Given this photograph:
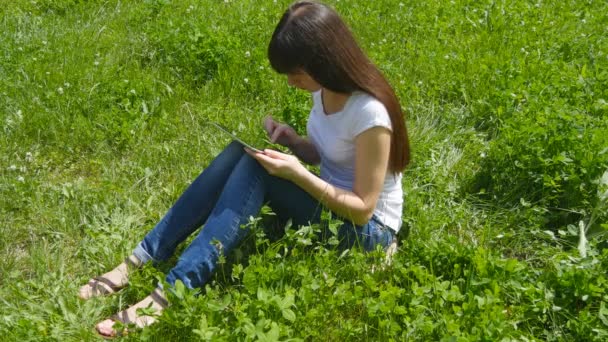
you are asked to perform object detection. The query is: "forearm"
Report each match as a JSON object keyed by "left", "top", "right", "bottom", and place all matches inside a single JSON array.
[
  {"left": 288, "top": 137, "right": 321, "bottom": 165},
  {"left": 292, "top": 169, "right": 372, "bottom": 225}
]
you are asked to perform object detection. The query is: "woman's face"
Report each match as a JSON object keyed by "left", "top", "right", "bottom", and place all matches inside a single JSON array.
[{"left": 286, "top": 70, "right": 321, "bottom": 92}]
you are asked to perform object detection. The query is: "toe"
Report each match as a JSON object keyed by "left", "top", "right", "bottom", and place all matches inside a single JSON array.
[
  {"left": 78, "top": 281, "right": 94, "bottom": 300},
  {"left": 96, "top": 319, "right": 117, "bottom": 337}
]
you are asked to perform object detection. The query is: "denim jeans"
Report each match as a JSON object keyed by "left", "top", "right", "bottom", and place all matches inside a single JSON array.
[{"left": 133, "top": 141, "right": 395, "bottom": 289}]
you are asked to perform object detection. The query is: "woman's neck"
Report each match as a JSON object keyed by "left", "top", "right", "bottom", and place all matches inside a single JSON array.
[{"left": 321, "top": 88, "right": 351, "bottom": 115}]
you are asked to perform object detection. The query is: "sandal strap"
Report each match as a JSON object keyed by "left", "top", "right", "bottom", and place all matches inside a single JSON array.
[
  {"left": 93, "top": 276, "right": 122, "bottom": 291},
  {"left": 110, "top": 307, "right": 137, "bottom": 327},
  {"left": 150, "top": 289, "right": 169, "bottom": 308},
  {"left": 118, "top": 310, "right": 133, "bottom": 326}
]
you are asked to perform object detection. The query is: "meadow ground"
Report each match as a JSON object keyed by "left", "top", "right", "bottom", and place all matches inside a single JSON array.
[{"left": 1, "top": 0, "right": 607, "bottom": 340}]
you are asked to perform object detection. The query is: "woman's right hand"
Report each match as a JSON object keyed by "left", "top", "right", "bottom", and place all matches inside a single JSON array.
[{"left": 263, "top": 116, "right": 300, "bottom": 148}]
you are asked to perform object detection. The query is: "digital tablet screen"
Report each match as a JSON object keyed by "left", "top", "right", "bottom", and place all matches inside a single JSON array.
[{"left": 210, "top": 122, "right": 264, "bottom": 153}]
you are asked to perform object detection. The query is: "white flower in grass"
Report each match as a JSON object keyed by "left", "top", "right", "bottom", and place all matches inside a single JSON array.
[
  {"left": 601, "top": 171, "right": 608, "bottom": 186},
  {"left": 57, "top": 87, "right": 64, "bottom": 95},
  {"left": 8, "top": 165, "right": 17, "bottom": 171},
  {"left": 244, "top": 78, "right": 249, "bottom": 83},
  {"left": 14, "top": 109, "right": 22, "bottom": 121},
  {"left": 17, "top": 176, "right": 25, "bottom": 183},
  {"left": 25, "top": 152, "right": 33, "bottom": 162},
  {"left": 578, "top": 220, "right": 588, "bottom": 258},
  {"left": 245, "top": 51, "right": 251, "bottom": 58}
]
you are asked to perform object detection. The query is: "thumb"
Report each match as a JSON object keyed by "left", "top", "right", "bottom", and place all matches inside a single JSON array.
[{"left": 262, "top": 148, "right": 285, "bottom": 159}]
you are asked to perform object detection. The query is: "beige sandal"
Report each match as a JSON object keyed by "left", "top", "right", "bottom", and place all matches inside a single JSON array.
[
  {"left": 79, "top": 256, "right": 141, "bottom": 300},
  {"left": 96, "top": 289, "right": 169, "bottom": 338}
]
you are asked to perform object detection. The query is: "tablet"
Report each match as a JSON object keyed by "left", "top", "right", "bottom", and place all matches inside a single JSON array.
[{"left": 210, "top": 122, "right": 264, "bottom": 153}]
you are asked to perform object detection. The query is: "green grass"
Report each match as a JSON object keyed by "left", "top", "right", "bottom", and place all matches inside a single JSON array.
[{"left": 1, "top": 0, "right": 607, "bottom": 340}]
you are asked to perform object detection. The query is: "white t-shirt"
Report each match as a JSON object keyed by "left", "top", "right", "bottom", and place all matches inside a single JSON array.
[{"left": 306, "top": 90, "right": 403, "bottom": 232}]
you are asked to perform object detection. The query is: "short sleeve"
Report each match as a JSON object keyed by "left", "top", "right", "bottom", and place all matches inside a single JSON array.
[{"left": 350, "top": 95, "right": 392, "bottom": 137}]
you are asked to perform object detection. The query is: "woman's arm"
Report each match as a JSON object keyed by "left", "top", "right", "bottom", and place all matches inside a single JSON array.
[{"left": 249, "top": 126, "right": 391, "bottom": 225}]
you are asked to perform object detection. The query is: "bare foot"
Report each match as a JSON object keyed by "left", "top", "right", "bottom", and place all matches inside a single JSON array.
[
  {"left": 78, "top": 255, "right": 142, "bottom": 300},
  {"left": 96, "top": 289, "right": 168, "bottom": 337}
]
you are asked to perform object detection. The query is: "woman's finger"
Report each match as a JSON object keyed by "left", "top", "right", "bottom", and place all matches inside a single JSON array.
[
  {"left": 263, "top": 116, "right": 276, "bottom": 136},
  {"left": 271, "top": 124, "right": 295, "bottom": 144},
  {"left": 270, "top": 125, "right": 286, "bottom": 143},
  {"left": 246, "top": 148, "right": 275, "bottom": 162},
  {"left": 262, "top": 148, "right": 287, "bottom": 159},
  {"left": 244, "top": 148, "right": 265, "bottom": 159}
]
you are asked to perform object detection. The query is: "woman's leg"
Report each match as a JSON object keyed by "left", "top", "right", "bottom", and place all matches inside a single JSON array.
[
  {"left": 265, "top": 179, "right": 395, "bottom": 252},
  {"left": 133, "top": 141, "right": 246, "bottom": 263},
  {"left": 96, "top": 154, "right": 277, "bottom": 336},
  {"left": 165, "top": 153, "right": 325, "bottom": 288},
  {"left": 335, "top": 216, "right": 395, "bottom": 252},
  {"left": 81, "top": 142, "right": 245, "bottom": 300},
  {"left": 265, "top": 177, "right": 395, "bottom": 252},
  {"left": 165, "top": 154, "right": 275, "bottom": 288}
]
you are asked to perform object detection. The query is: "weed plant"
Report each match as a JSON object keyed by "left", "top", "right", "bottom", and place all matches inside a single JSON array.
[{"left": 1, "top": 0, "right": 607, "bottom": 340}]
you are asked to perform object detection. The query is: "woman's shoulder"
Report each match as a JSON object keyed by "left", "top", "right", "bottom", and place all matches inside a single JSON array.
[
  {"left": 348, "top": 91, "right": 388, "bottom": 116},
  {"left": 346, "top": 92, "right": 392, "bottom": 135}
]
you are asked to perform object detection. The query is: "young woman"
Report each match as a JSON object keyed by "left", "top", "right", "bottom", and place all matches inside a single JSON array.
[{"left": 81, "top": 1, "right": 410, "bottom": 337}]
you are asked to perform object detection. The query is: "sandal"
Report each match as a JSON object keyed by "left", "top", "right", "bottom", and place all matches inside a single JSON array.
[
  {"left": 79, "top": 256, "right": 141, "bottom": 300},
  {"left": 96, "top": 289, "right": 169, "bottom": 338}
]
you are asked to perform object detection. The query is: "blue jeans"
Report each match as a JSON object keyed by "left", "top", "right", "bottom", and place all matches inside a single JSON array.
[{"left": 133, "top": 141, "right": 395, "bottom": 289}]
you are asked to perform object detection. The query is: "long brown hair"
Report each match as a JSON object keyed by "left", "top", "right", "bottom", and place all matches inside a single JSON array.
[{"left": 268, "top": 1, "right": 410, "bottom": 172}]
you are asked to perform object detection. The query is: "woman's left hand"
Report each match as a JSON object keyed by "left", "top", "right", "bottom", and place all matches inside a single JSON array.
[{"left": 246, "top": 148, "right": 306, "bottom": 181}]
